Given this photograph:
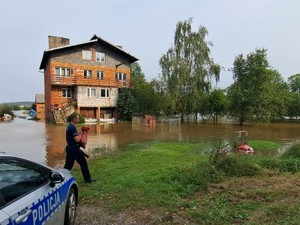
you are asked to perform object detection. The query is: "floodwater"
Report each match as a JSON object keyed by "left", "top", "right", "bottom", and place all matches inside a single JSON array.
[{"left": 1, "top": 117, "right": 300, "bottom": 168}]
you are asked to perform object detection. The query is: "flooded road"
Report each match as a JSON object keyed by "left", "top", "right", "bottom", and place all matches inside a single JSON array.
[{"left": 1, "top": 117, "right": 300, "bottom": 168}]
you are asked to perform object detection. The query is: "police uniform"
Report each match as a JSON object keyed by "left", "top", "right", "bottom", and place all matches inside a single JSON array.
[{"left": 64, "top": 123, "right": 92, "bottom": 182}]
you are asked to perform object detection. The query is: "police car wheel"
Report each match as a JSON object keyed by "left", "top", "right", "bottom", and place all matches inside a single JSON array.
[{"left": 64, "top": 188, "right": 77, "bottom": 225}]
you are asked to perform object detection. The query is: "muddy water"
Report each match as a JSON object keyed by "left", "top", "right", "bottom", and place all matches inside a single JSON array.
[{"left": 1, "top": 118, "right": 300, "bottom": 167}]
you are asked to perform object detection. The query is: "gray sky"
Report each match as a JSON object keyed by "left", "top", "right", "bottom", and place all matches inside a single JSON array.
[{"left": 0, "top": 0, "right": 299, "bottom": 103}]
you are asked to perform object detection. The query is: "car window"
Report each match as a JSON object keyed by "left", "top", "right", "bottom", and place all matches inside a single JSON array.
[{"left": 0, "top": 158, "right": 51, "bottom": 208}]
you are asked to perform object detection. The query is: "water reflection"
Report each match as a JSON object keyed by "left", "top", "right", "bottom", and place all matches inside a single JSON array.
[
  {"left": 0, "top": 118, "right": 47, "bottom": 163},
  {"left": 1, "top": 118, "right": 300, "bottom": 168},
  {"left": 44, "top": 124, "right": 67, "bottom": 168}
]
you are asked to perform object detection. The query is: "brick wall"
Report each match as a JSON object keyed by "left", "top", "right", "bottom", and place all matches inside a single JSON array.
[
  {"left": 48, "top": 36, "right": 70, "bottom": 49},
  {"left": 44, "top": 64, "right": 52, "bottom": 121},
  {"left": 36, "top": 103, "right": 45, "bottom": 120}
]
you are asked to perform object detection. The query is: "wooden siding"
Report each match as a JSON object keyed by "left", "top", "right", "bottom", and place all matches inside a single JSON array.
[{"left": 49, "top": 62, "right": 132, "bottom": 87}]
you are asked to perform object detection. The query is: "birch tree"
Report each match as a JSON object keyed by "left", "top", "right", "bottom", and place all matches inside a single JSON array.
[{"left": 159, "top": 18, "right": 220, "bottom": 117}]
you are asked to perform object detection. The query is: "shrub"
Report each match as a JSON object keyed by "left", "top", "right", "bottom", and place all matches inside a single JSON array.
[
  {"left": 67, "top": 112, "right": 85, "bottom": 124},
  {"left": 257, "top": 157, "right": 283, "bottom": 170},
  {"left": 281, "top": 158, "right": 300, "bottom": 173},
  {"left": 282, "top": 143, "right": 300, "bottom": 158},
  {"left": 257, "top": 156, "right": 300, "bottom": 173},
  {"left": 78, "top": 114, "right": 85, "bottom": 124},
  {"left": 0, "top": 105, "right": 14, "bottom": 117},
  {"left": 169, "top": 163, "right": 223, "bottom": 193},
  {"left": 217, "top": 154, "right": 262, "bottom": 177},
  {"left": 208, "top": 139, "right": 262, "bottom": 177}
]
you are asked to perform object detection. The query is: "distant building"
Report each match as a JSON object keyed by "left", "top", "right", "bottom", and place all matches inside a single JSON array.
[
  {"left": 35, "top": 94, "right": 45, "bottom": 120},
  {"left": 39, "top": 35, "right": 138, "bottom": 123}
]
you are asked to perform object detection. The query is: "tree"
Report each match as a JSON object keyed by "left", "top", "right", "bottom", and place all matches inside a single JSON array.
[
  {"left": 31, "top": 103, "right": 36, "bottom": 111},
  {"left": 288, "top": 73, "right": 300, "bottom": 92},
  {"left": 227, "top": 49, "right": 289, "bottom": 125},
  {"left": 265, "top": 69, "right": 290, "bottom": 120},
  {"left": 207, "top": 89, "right": 228, "bottom": 122},
  {"left": 286, "top": 74, "right": 300, "bottom": 119},
  {"left": 159, "top": 18, "right": 220, "bottom": 118},
  {"left": 0, "top": 105, "right": 14, "bottom": 118},
  {"left": 286, "top": 92, "right": 300, "bottom": 119},
  {"left": 117, "top": 88, "right": 136, "bottom": 121},
  {"left": 130, "top": 63, "right": 160, "bottom": 115}
]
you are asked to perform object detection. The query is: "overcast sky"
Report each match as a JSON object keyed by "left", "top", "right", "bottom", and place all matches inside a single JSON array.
[{"left": 0, "top": 0, "right": 299, "bottom": 103}]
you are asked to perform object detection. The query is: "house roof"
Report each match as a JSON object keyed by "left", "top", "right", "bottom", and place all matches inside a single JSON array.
[
  {"left": 39, "top": 35, "right": 138, "bottom": 70},
  {"left": 35, "top": 94, "right": 45, "bottom": 103}
]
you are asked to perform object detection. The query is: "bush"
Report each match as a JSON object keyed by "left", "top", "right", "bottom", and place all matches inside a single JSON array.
[
  {"left": 215, "top": 154, "right": 262, "bottom": 177},
  {"left": 169, "top": 163, "right": 223, "bottom": 193},
  {"left": 78, "top": 114, "right": 85, "bottom": 124},
  {"left": 67, "top": 112, "right": 85, "bottom": 124},
  {"left": 0, "top": 105, "right": 14, "bottom": 117},
  {"left": 281, "top": 158, "right": 300, "bottom": 173},
  {"left": 257, "top": 157, "right": 283, "bottom": 170},
  {"left": 208, "top": 139, "right": 262, "bottom": 177},
  {"left": 256, "top": 156, "right": 300, "bottom": 173},
  {"left": 282, "top": 143, "right": 300, "bottom": 158}
]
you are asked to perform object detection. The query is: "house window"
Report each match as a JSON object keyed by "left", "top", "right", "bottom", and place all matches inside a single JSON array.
[
  {"left": 97, "top": 71, "right": 104, "bottom": 80},
  {"left": 100, "top": 88, "right": 109, "bottom": 98},
  {"left": 55, "top": 67, "right": 71, "bottom": 76},
  {"left": 62, "top": 88, "right": 72, "bottom": 98},
  {"left": 96, "top": 52, "right": 105, "bottom": 62},
  {"left": 115, "top": 72, "right": 127, "bottom": 80},
  {"left": 82, "top": 50, "right": 92, "bottom": 60},
  {"left": 87, "top": 88, "right": 97, "bottom": 97},
  {"left": 84, "top": 70, "right": 92, "bottom": 78}
]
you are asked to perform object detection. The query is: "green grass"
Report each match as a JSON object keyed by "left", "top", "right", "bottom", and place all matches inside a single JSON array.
[
  {"left": 248, "top": 140, "right": 280, "bottom": 151},
  {"left": 74, "top": 142, "right": 208, "bottom": 210},
  {"left": 72, "top": 140, "right": 300, "bottom": 224}
]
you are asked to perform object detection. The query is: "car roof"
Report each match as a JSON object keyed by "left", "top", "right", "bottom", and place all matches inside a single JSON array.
[
  {"left": 0, "top": 151, "right": 8, "bottom": 156},
  {"left": 0, "top": 152, "right": 41, "bottom": 164}
]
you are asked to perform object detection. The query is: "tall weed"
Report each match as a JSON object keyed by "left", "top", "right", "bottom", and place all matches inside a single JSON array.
[
  {"left": 208, "top": 139, "right": 262, "bottom": 177},
  {"left": 168, "top": 163, "right": 223, "bottom": 193},
  {"left": 282, "top": 142, "right": 300, "bottom": 158}
]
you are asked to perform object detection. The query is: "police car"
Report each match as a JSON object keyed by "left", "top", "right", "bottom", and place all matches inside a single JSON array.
[{"left": 0, "top": 152, "right": 78, "bottom": 225}]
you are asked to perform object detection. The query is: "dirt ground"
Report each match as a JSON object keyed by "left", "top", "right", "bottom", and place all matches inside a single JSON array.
[{"left": 75, "top": 206, "right": 196, "bottom": 225}]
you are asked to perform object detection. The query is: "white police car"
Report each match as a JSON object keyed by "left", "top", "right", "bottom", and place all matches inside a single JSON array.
[{"left": 0, "top": 152, "right": 78, "bottom": 225}]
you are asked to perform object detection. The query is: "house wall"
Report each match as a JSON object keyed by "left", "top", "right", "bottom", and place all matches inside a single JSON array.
[
  {"left": 49, "top": 61, "right": 130, "bottom": 87},
  {"left": 36, "top": 103, "right": 45, "bottom": 120},
  {"left": 44, "top": 64, "right": 52, "bottom": 121},
  {"left": 50, "top": 43, "right": 131, "bottom": 70},
  {"left": 77, "top": 86, "right": 118, "bottom": 107},
  {"left": 49, "top": 42, "right": 131, "bottom": 82},
  {"left": 50, "top": 86, "right": 75, "bottom": 107}
]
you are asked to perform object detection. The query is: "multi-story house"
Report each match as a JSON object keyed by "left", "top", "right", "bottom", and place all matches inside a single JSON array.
[{"left": 39, "top": 35, "right": 138, "bottom": 123}]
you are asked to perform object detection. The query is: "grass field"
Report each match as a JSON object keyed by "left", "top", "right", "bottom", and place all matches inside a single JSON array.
[{"left": 73, "top": 140, "right": 300, "bottom": 224}]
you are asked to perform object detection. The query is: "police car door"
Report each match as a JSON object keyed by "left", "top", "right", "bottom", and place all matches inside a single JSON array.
[
  {"left": 0, "top": 157, "right": 64, "bottom": 225},
  {"left": 0, "top": 210, "right": 13, "bottom": 225}
]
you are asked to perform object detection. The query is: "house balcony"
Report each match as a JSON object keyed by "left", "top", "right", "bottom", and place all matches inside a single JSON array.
[{"left": 50, "top": 75, "right": 133, "bottom": 88}]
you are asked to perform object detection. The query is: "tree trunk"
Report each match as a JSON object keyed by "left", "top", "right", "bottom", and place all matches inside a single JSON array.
[{"left": 239, "top": 118, "right": 243, "bottom": 126}]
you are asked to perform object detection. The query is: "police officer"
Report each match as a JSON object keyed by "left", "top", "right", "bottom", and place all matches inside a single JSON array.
[{"left": 63, "top": 112, "right": 95, "bottom": 183}]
